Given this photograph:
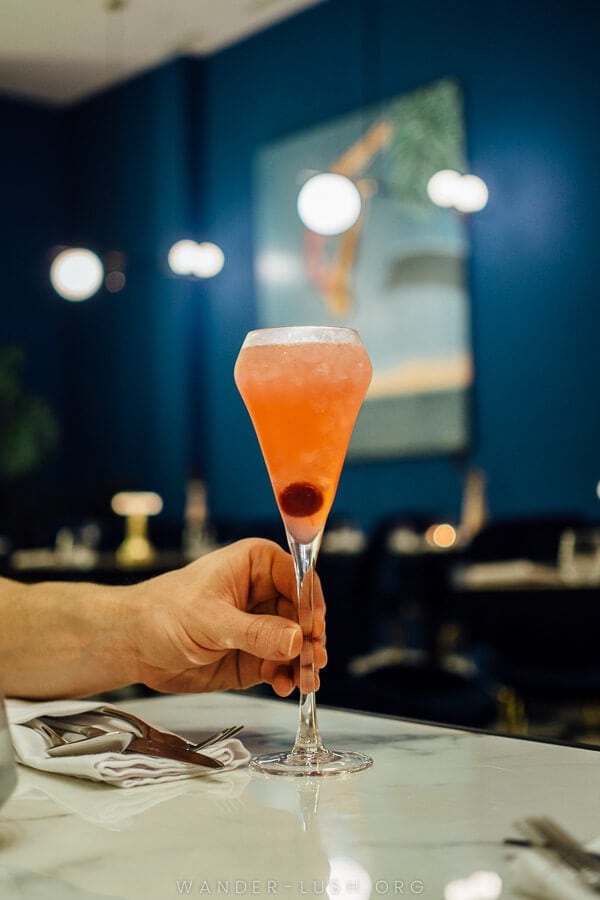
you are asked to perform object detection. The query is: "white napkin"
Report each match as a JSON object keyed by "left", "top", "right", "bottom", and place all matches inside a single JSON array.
[
  {"left": 6, "top": 698, "right": 250, "bottom": 788},
  {"left": 509, "top": 837, "right": 600, "bottom": 899}
]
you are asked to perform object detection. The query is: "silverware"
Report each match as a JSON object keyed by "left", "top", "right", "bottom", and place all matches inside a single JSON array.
[
  {"left": 125, "top": 736, "right": 224, "bottom": 768},
  {"left": 39, "top": 716, "right": 124, "bottom": 742},
  {"left": 91, "top": 706, "right": 243, "bottom": 752},
  {"left": 29, "top": 718, "right": 131, "bottom": 756},
  {"left": 28, "top": 718, "right": 69, "bottom": 748},
  {"left": 190, "top": 725, "right": 244, "bottom": 750},
  {"left": 94, "top": 705, "right": 207, "bottom": 750},
  {"left": 515, "top": 816, "right": 600, "bottom": 891},
  {"left": 504, "top": 838, "right": 600, "bottom": 860},
  {"left": 43, "top": 717, "right": 224, "bottom": 768}
]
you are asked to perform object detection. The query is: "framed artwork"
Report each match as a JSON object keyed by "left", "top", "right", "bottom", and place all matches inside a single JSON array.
[{"left": 254, "top": 77, "right": 472, "bottom": 459}]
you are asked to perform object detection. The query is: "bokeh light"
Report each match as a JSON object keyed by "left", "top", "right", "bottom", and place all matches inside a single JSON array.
[
  {"left": 50, "top": 248, "right": 104, "bottom": 301},
  {"left": 454, "top": 174, "right": 489, "bottom": 212},
  {"left": 111, "top": 492, "right": 163, "bottom": 517},
  {"left": 427, "top": 169, "right": 463, "bottom": 207},
  {"left": 427, "top": 170, "right": 489, "bottom": 212},
  {"left": 192, "top": 242, "right": 225, "bottom": 277},
  {"left": 168, "top": 240, "right": 225, "bottom": 278},
  {"left": 425, "top": 523, "right": 457, "bottom": 549},
  {"left": 297, "top": 173, "right": 362, "bottom": 235}
]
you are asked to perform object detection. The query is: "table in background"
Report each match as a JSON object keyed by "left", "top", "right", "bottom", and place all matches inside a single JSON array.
[
  {"left": 2, "top": 692, "right": 600, "bottom": 898},
  {"left": 0, "top": 550, "right": 191, "bottom": 584},
  {"left": 448, "top": 559, "right": 600, "bottom": 666}
]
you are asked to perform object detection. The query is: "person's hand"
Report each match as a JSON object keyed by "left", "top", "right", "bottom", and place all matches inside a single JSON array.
[{"left": 127, "top": 538, "right": 326, "bottom": 697}]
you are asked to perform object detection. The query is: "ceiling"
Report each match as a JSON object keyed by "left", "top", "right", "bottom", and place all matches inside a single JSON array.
[{"left": 0, "top": 0, "right": 325, "bottom": 107}]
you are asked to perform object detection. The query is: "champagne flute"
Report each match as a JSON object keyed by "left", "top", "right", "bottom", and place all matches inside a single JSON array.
[{"left": 234, "top": 325, "right": 373, "bottom": 776}]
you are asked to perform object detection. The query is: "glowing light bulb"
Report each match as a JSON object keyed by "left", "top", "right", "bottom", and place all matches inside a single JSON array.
[
  {"left": 427, "top": 169, "right": 463, "bottom": 208},
  {"left": 50, "top": 248, "right": 104, "bottom": 301},
  {"left": 427, "top": 170, "right": 489, "bottom": 212},
  {"left": 454, "top": 174, "right": 489, "bottom": 212},
  {"left": 168, "top": 240, "right": 225, "bottom": 278},
  {"left": 297, "top": 173, "right": 362, "bottom": 236},
  {"left": 168, "top": 240, "right": 200, "bottom": 276},
  {"left": 192, "top": 242, "right": 225, "bottom": 277}
]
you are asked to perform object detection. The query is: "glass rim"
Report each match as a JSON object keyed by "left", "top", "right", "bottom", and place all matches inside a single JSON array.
[{"left": 241, "top": 325, "right": 362, "bottom": 347}]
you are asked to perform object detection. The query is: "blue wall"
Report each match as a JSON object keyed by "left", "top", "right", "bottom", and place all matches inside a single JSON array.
[
  {"left": 0, "top": 98, "right": 65, "bottom": 424},
  {"left": 195, "top": 0, "right": 600, "bottom": 530},
  {"left": 1, "top": 0, "right": 599, "bottom": 538},
  {"left": 58, "top": 61, "right": 193, "bottom": 523}
]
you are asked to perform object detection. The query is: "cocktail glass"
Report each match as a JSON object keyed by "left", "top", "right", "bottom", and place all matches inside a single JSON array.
[{"left": 234, "top": 325, "right": 373, "bottom": 776}]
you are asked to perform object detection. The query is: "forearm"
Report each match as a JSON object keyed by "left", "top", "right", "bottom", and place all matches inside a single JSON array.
[{"left": 0, "top": 579, "right": 140, "bottom": 699}]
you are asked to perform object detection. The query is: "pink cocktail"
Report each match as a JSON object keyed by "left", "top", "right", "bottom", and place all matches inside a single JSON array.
[{"left": 235, "top": 325, "right": 373, "bottom": 776}]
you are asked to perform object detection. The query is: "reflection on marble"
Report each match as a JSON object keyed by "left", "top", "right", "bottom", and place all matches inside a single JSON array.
[
  {"left": 1, "top": 691, "right": 600, "bottom": 898},
  {"left": 0, "top": 699, "right": 17, "bottom": 812}
]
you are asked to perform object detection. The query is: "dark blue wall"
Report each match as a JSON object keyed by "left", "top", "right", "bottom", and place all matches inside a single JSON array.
[
  {"left": 0, "top": 97, "right": 65, "bottom": 424},
  {"left": 195, "top": 0, "right": 600, "bottom": 530},
  {"left": 1, "top": 0, "right": 599, "bottom": 539},
  {"left": 59, "top": 60, "right": 193, "bottom": 523}
]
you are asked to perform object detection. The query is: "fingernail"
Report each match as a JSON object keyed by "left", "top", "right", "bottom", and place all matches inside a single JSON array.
[{"left": 280, "top": 626, "right": 300, "bottom": 657}]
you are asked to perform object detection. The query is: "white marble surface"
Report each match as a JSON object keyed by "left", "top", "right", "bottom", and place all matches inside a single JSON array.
[{"left": 1, "top": 691, "right": 600, "bottom": 899}]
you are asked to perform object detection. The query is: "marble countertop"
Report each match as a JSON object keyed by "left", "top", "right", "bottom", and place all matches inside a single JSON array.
[{"left": 1, "top": 691, "right": 599, "bottom": 899}]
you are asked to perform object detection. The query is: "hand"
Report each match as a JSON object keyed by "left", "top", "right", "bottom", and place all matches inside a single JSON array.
[{"left": 128, "top": 538, "right": 327, "bottom": 697}]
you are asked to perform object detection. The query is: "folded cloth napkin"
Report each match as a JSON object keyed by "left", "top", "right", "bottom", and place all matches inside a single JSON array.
[
  {"left": 6, "top": 698, "right": 250, "bottom": 788},
  {"left": 509, "top": 837, "right": 600, "bottom": 899}
]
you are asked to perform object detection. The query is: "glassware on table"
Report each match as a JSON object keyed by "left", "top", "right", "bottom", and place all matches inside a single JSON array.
[
  {"left": 558, "top": 528, "right": 600, "bottom": 585},
  {"left": 234, "top": 325, "right": 373, "bottom": 776}
]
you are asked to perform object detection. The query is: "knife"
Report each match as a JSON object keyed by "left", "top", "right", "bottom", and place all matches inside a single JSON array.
[
  {"left": 126, "top": 736, "right": 225, "bottom": 769},
  {"left": 46, "top": 722, "right": 224, "bottom": 769}
]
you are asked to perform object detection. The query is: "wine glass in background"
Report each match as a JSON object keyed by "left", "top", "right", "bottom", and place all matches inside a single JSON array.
[
  {"left": 235, "top": 325, "right": 373, "bottom": 776},
  {"left": 558, "top": 527, "right": 600, "bottom": 585}
]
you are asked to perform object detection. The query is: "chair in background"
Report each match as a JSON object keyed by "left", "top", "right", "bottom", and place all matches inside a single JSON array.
[
  {"left": 449, "top": 514, "right": 600, "bottom": 740},
  {"left": 463, "top": 514, "right": 589, "bottom": 564},
  {"left": 317, "top": 513, "right": 497, "bottom": 730}
]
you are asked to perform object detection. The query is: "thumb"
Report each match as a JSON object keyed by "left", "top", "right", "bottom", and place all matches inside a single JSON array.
[{"left": 226, "top": 610, "right": 302, "bottom": 661}]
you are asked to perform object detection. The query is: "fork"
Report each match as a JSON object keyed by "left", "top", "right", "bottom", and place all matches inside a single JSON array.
[
  {"left": 29, "top": 718, "right": 131, "bottom": 756},
  {"left": 50, "top": 707, "right": 243, "bottom": 753},
  {"left": 188, "top": 725, "right": 244, "bottom": 750},
  {"left": 93, "top": 706, "right": 243, "bottom": 752},
  {"left": 44, "top": 716, "right": 242, "bottom": 750},
  {"left": 39, "top": 718, "right": 224, "bottom": 767},
  {"left": 515, "top": 816, "right": 600, "bottom": 891}
]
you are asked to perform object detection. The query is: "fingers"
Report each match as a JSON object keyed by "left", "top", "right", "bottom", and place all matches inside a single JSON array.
[
  {"left": 210, "top": 539, "right": 328, "bottom": 696},
  {"left": 264, "top": 661, "right": 321, "bottom": 697},
  {"left": 213, "top": 605, "right": 303, "bottom": 661},
  {"left": 242, "top": 539, "right": 326, "bottom": 624}
]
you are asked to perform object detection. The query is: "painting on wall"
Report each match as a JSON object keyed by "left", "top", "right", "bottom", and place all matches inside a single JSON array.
[{"left": 254, "top": 77, "right": 472, "bottom": 459}]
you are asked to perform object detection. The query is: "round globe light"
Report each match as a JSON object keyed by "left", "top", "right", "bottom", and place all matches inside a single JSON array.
[
  {"left": 168, "top": 240, "right": 200, "bottom": 275},
  {"left": 453, "top": 174, "right": 489, "bottom": 212},
  {"left": 192, "top": 242, "right": 225, "bottom": 278},
  {"left": 50, "top": 248, "right": 104, "bottom": 301},
  {"left": 427, "top": 169, "right": 463, "bottom": 208},
  {"left": 297, "top": 173, "right": 362, "bottom": 236}
]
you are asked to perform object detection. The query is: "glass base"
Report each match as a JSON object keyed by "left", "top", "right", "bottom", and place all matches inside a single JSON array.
[{"left": 249, "top": 747, "right": 373, "bottom": 777}]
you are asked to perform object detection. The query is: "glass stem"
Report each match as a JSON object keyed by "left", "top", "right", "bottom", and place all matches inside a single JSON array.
[{"left": 287, "top": 532, "right": 324, "bottom": 755}]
